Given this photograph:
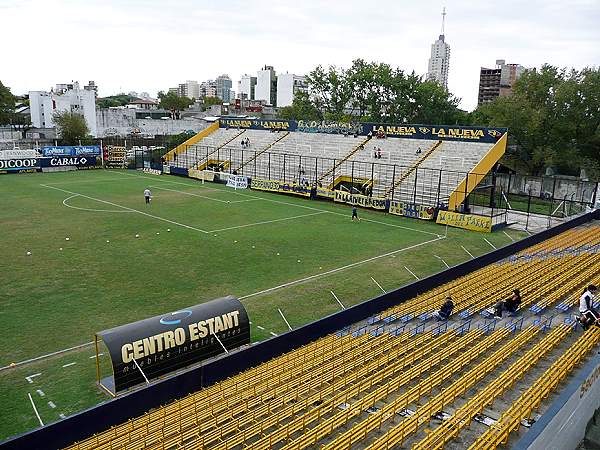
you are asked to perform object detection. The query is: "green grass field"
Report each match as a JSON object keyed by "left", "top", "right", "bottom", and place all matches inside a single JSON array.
[{"left": 0, "top": 169, "right": 529, "bottom": 441}]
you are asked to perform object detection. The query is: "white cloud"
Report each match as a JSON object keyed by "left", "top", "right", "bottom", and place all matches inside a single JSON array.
[{"left": 0, "top": 0, "right": 598, "bottom": 111}]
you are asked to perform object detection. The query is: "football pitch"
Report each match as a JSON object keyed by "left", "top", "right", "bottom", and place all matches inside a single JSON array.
[{"left": 0, "top": 169, "right": 528, "bottom": 441}]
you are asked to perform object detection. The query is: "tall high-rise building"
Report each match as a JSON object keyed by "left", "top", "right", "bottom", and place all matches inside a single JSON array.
[
  {"left": 426, "top": 7, "right": 450, "bottom": 90},
  {"left": 255, "top": 66, "right": 277, "bottom": 105},
  {"left": 276, "top": 74, "right": 308, "bottom": 107},
  {"left": 238, "top": 74, "right": 257, "bottom": 100},
  {"left": 477, "top": 59, "right": 525, "bottom": 105},
  {"left": 178, "top": 80, "right": 200, "bottom": 99},
  {"left": 216, "top": 74, "right": 233, "bottom": 103}
]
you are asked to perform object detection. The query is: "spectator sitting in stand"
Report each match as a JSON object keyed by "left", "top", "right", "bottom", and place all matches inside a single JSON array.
[
  {"left": 494, "top": 289, "right": 521, "bottom": 318},
  {"left": 578, "top": 285, "right": 599, "bottom": 330},
  {"left": 433, "top": 296, "right": 454, "bottom": 321}
]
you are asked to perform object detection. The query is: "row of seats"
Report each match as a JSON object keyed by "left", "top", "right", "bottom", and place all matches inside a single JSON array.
[
  {"left": 65, "top": 223, "right": 600, "bottom": 450},
  {"left": 170, "top": 127, "right": 496, "bottom": 205}
]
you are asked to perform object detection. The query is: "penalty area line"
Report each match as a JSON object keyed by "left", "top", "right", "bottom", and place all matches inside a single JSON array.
[
  {"left": 41, "top": 184, "right": 210, "bottom": 234},
  {"left": 208, "top": 211, "right": 327, "bottom": 233},
  {"left": 240, "top": 235, "right": 445, "bottom": 301}
]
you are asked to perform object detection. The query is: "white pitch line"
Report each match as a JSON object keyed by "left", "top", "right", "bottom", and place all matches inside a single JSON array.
[
  {"left": 208, "top": 212, "right": 327, "bottom": 233},
  {"left": 62, "top": 362, "right": 76, "bottom": 368},
  {"left": 28, "top": 393, "right": 44, "bottom": 427},
  {"left": 0, "top": 341, "right": 93, "bottom": 372},
  {"left": 48, "top": 401, "right": 56, "bottom": 409},
  {"left": 404, "top": 266, "right": 420, "bottom": 280},
  {"left": 278, "top": 308, "right": 293, "bottom": 331},
  {"left": 371, "top": 277, "right": 387, "bottom": 294},
  {"left": 461, "top": 245, "right": 475, "bottom": 259},
  {"left": 434, "top": 255, "right": 450, "bottom": 269},
  {"left": 240, "top": 236, "right": 444, "bottom": 301},
  {"left": 483, "top": 238, "right": 497, "bottom": 250},
  {"left": 110, "top": 170, "right": 440, "bottom": 237},
  {"left": 149, "top": 185, "right": 230, "bottom": 203},
  {"left": 331, "top": 290, "right": 346, "bottom": 310},
  {"left": 41, "top": 184, "right": 210, "bottom": 234},
  {"left": 503, "top": 230, "right": 515, "bottom": 242},
  {"left": 270, "top": 332, "right": 278, "bottom": 337},
  {"left": 62, "top": 194, "right": 134, "bottom": 213},
  {"left": 228, "top": 189, "right": 441, "bottom": 237},
  {"left": 257, "top": 325, "right": 265, "bottom": 330},
  {"left": 89, "top": 353, "right": 104, "bottom": 359},
  {"left": 25, "top": 373, "right": 42, "bottom": 384}
]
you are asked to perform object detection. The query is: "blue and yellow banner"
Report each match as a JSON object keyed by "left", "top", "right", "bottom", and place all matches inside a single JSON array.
[
  {"left": 251, "top": 178, "right": 311, "bottom": 197},
  {"left": 436, "top": 210, "right": 492, "bottom": 233},
  {"left": 316, "top": 187, "right": 335, "bottom": 199},
  {"left": 334, "top": 190, "right": 387, "bottom": 210},
  {"left": 219, "top": 119, "right": 506, "bottom": 144},
  {"left": 389, "top": 201, "right": 435, "bottom": 220},
  {"left": 361, "top": 123, "right": 506, "bottom": 143}
]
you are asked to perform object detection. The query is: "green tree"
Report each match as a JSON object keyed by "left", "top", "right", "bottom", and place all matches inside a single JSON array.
[
  {"left": 0, "top": 81, "right": 33, "bottom": 138},
  {"left": 53, "top": 111, "right": 90, "bottom": 145},
  {"left": 203, "top": 96, "right": 222, "bottom": 107},
  {"left": 471, "top": 65, "right": 600, "bottom": 177},
  {"left": 0, "top": 80, "right": 15, "bottom": 125},
  {"left": 96, "top": 94, "right": 134, "bottom": 109},
  {"left": 278, "top": 91, "right": 323, "bottom": 121},
  {"left": 157, "top": 91, "right": 193, "bottom": 119},
  {"left": 303, "top": 59, "right": 463, "bottom": 124}
]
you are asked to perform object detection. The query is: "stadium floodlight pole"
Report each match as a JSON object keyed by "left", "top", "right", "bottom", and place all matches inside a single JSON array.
[
  {"left": 371, "top": 277, "right": 386, "bottom": 294},
  {"left": 278, "top": 308, "right": 293, "bottom": 331},
  {"left": 213, "top": 333, "right": 229, "bottom": 354},
  {"left": 330, "top": 290, "right": 345, "bottom": 310},
  {"left": 132, "top": 358, "right": 150, "bottom": 385}
]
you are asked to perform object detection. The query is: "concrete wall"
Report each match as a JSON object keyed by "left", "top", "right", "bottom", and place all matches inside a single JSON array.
[
  {"left": 96, "top": 109, "right": 208, "bottom": 137},
  {"left": 514, "top": 354, "right": 600, "bottom": 450}
]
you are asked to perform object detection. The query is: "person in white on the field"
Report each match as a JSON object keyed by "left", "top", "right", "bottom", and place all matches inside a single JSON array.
[{"left": 144, "top": 188, "right": 152, "bottom": 205}]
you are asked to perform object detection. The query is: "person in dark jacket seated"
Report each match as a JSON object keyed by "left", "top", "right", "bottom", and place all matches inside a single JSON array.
[
  {"left": 494, "top": 289, "right": 521, "bottom": 318},
  {"left": 433, "top": 296, "right": 454, "bottom": 321}
]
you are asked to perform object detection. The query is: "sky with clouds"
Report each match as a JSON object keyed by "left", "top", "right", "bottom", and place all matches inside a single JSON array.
[{"left": 1, "top": 0, "right": 598, "bottom": 111}]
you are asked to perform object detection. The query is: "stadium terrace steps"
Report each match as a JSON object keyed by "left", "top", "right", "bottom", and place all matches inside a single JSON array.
[
  {"left": 384, "top": 140, "right": 443, "bottom": 197},
  {"left": 235, "top": 131, "right": 290, "bottom": 174},
  {"left": 316, "top": 136, "right": 372, "bottom": 186}
]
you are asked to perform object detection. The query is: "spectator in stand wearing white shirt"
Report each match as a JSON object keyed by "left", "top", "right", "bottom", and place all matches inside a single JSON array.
[{"left": 578, "top": 285, "right": 598, "bottom": 330}]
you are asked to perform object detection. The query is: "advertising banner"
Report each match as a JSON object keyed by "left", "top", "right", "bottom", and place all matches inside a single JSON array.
[
  {"left": 97, "top": 296, "right": 250, "bottom": 392},
  {"left": 40, "top": 156, "right": 98, "bottom": 168},
  {"left": 316, "top": 187, "right": 335, "bottom": 199},
  {"left": 0, "top": 156, "right": 97, "bottom": 173},
  {"left": 226, "top": 175, "right": 248, "bottom": 189},
  {"left": 389, "top": 201, "right": 435, "bottom": 220},
  {"left": 436, "top": 210, "right": 492, "bottom": 233},
  {"left": 218, "top": 119, "right": 506, "bottom": 144},
  {"left": 0, "top": 157, "right": 40, "bottom": 172},
  {"left": 188, "top": 169, "right": 215, "bottom": 182},
  {"left": 251, "top": 178, "right": 311, "bottom": 197},
  {"left": 220, "top": 118, "right": 295, "bottom": 132},
  {"left": 42, "top": 146, "right": 101, "bottom": 157},
  {"left": 361, "top": 123, "right": 507, "bottom": 144},
  {"left": 334, "top": 190, "right": 387, "bottom": 210}
]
